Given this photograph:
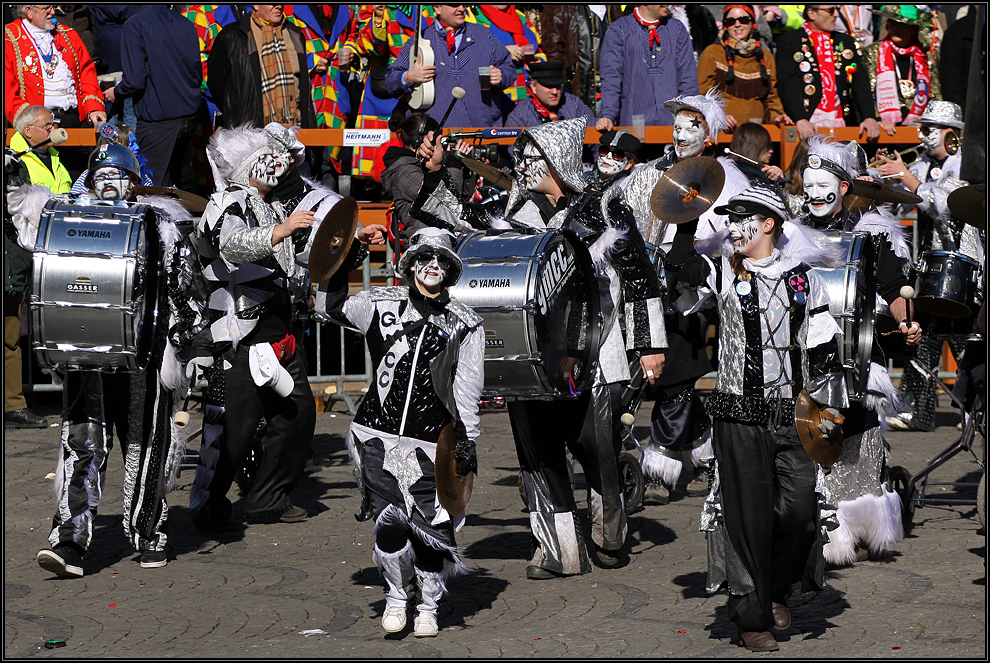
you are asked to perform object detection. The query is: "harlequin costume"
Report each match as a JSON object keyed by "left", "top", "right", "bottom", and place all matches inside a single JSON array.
[{"left": 4, "top": 17, "right": 104, "bottom": 125}]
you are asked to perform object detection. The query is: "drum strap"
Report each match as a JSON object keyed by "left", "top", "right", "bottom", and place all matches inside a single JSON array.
[
  {"left": 383, "top": 317, "right": 430, "bottom": 353},
  {"left": 785, "top": 267, "right": 809, "bottom": 394}
]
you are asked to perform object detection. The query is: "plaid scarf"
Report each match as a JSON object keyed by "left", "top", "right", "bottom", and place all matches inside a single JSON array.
[{"left": 250, "top": 13, "right": 301, "bottom": 125}]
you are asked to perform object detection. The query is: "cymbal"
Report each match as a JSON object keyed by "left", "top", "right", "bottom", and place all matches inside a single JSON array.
[
  {"left": 435, "top": 423, "right": 474, "bottom": 516},
  {"left": 848, "top": 179, "right": 922, "bottom": 205},
  {"left": 947, "top": 184, "right": 985, "bottom": 230},
  {"left": 133, "top": 186, "right": 209, "bottom": 214},
  {"left": 307, "top": 196, "right": 358, "bottom": 283},
  {"left": 462, "top": 157, "right": 515, "bottom": 190},
  {"left": 794, "top": 389, "right": 844, "bottom": 468},
  {"left": 650, "top": 156, "right": 725, "bottom": 225}
]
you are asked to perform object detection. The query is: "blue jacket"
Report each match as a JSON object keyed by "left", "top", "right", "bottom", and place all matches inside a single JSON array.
[
  {"left": 504, "top": 92, "right": 596, "bottom": 128},
  {"left": 385, "top": 21, "right": 516, "bottom": 128},
  {"left": 116, "top": 6, "right": 202, "bottom": 121},
  {"left": 599, "top": 14, "right": 698, "bottom": 126}
]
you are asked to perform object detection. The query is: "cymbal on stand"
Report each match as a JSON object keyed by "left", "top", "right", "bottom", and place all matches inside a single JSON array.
[
  {"left": 133, "top": 186, "right": 209, "bottom": 214},
  {"left": 947, "top": 184, "right": 986, "bottom": 229},
  {"left": 848, "top": 179, "right": 922, "bottom": 205},
  {"left": 649, "top": 156, "right": 725, "bottom": 225}
]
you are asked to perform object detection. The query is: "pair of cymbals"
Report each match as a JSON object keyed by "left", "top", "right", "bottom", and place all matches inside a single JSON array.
[
  {"left": 308, "top": 197, "right": 359, "bottom": 283},
  {"left": 847, "top": 179, "right": 923, "bottom": 205},
  {"left": 133, "top": 186, "right": 209, "bottom": 214},
  {"left": 435, "top": 423, "right": 474, "bottom": 516},
  {"left": 794, "top": 389, "right": 844, "bottom": 468},
  {"left": 650, "top": 157, "right": 725, "bottom": 224}
]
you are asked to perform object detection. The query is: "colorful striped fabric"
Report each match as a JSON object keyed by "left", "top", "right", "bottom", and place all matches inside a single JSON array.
[
  {"left": 179, "top": 4, "right": 239, "bottom": 87},
  {"left": 471, "top": 7, "right": 543, "bottom": 103},
  {"left": 283, "top": 4, "right": 351, "bottom": 134}
]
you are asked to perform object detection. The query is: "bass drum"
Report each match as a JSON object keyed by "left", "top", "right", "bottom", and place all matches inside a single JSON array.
[
  {"left": 29, "top": 200, "right": 161, "bottom": 372},
  {"left": 448, "top": 229, "right": 601, "bottom": 398},
  {"left": 810, "top": 231, "right": 876, "bottom": 402}
]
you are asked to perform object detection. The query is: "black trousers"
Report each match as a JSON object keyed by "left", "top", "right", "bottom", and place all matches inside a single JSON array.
[
  {"left": 712, "top": 419, "right": 819, "bottom": 632},
  {"left": 136, "top": 115, "right": 196, "bottom": 187},
  {"left": 204, "top": 343, "right": 316, "bottom": 518}
]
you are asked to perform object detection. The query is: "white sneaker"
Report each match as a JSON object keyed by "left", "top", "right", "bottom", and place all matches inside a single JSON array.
[
  {"left": 413, "top": 612, "right": 438, "bottom": 637},
  {"left": 382, "top": 605, "right": 407, "bottom": 633}
]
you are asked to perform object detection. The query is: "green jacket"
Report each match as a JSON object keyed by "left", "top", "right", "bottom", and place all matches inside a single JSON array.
[{"left": 4, "top": 233, "right": 32, "bottom": 295}]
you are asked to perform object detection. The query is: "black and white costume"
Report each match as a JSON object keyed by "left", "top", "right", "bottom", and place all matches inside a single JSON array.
[
  {"left": 413, "top": 117, "right": 667, "bottom": 573},
  {"left": 316, "top": 228, "right": 484, "bottom": 632},
  {"left": 9, "top": 182, "right": 204, "bottom": 568},
  {"left": 797, "top": 137, "right": 909, "bottom": 565},
  {"left": 620, "top": 90, "right": 751, "bottom": 493},
  {"left": 190, "top": 125, "right": 316, "bottom": 524},
  {"left": 686, "top": 187, "right": 848, "bottom": 635}
]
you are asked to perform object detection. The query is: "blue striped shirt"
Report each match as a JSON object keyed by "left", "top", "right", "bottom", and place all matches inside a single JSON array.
[
  {"left": 599, "top": 14, "right": 699, "bottom": 126},
  {"left": 503, "top": 93, "right": 596, "bottom": 128},
  {"left": 386, "top": 21, "right": 516, "bottom": 128}
]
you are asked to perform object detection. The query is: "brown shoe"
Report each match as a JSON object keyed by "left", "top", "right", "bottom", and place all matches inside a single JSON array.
[
  {"left": 739, "top": 630, "right": 779, "bottom": 652},
  {"left": 771, "top": 602, "right": 791, "bottom": 629}
]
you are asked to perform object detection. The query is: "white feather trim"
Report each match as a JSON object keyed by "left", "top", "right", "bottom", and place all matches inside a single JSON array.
[
  {"left": 807, "top": 135, "right": 857, "bottom": 178},
  {"left": 834, "top": 487, "right": 903, "bottom": 555},
  {"left": 140, "top": 195, "right": 193, "bottom": 231},
  {"left": 690, "top": 435, "right": 713, "bottom": 467},
  {"left": 6, "top": 183, "right": 54, "bottom": 249},
  {"left": 160, "top": 338, "right": 189, "bottom": 394},
  {"left": 864, "top": 361, "right": 901, "bottom": 417},
  {"left": 822, "top": 508, "right": 859, "bottom": 565},
  {"left": 781, "top": 216, "right": 846, "bottom": 267},
  {"left": 855, "top": 208, "right": 911, "bottom": 261},
  {"left": 640, "top": 444, "right": 683, "bottom": 486},
  {"left": 588, "top": 226, "right": 624, "bottom": 269}
]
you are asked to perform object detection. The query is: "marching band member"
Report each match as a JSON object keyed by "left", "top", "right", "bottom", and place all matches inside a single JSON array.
[
  {"left": 621, "top": 89, "right": 750, "bottom": 504},
  {"left": 413, "top": 117, "right": 667, "bottom": 577},
  {"left": 874, "top": 101, "right": 981, "bottom": 433},
  {"left": 584, "top": 129, "right": 642, "bottom": 194},
  {"left": 798, "top": 135, "right": 920, "bottom": 566},
  {"left": 690, "top": 184, "right": 848, "bottom": 652},
  {"left": 8, "top": 143, "right": 204, "bottom": 575},
  {"left": 190, "top": 125, "right": 319, "bottom": 529},
  {"left": 315, "top": 227, "right": 481, "bottom": 638}
]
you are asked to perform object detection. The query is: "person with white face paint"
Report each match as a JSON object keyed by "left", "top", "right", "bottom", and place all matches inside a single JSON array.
[
  {"left": 798, "top": 134, "right": 920, "bottom": 569},
  {"left": 7, "top": 140, "right": 211, "bottom": 576},
  {"left": 586, "top": 129, "right": 641, "bottom": 194},
  {"left": 190, "top": 124, "right": 354, "bottom": 530},
  {"left": 872, "top": 101, "right": 980, "bottom": 433},
  {"left": 621, "top": 88, "right": 751, "bottom": 506},
  {"left": 414, "top": 117, "right": 667, "bottom": 578},
  {"left": 315, "top": 228, "right": 483, "bottom": 637},
  {"left": 678, "top": 183, "right": 848, "bottom": 652}
]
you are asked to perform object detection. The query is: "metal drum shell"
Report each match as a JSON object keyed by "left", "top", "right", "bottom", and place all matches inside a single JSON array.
[
  {"left": 448, "top": 229, "right": 600, "bottom": 399},
  {"left": 809, "top": 231, "right": 876, "bottom": 402},
  {"left": 914, "top": 250, "right": 983, "bottom": 319},
  {"left": 29, "top": 200, "right": 159, "bottom": 372}
]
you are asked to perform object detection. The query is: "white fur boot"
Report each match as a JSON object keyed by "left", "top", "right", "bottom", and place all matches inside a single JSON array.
[
  {"left": 374, "top": 542, "right": 414, "bottom": 633},
  {"left": 413, "top": 567, "right": 444, "bottom": 637}
]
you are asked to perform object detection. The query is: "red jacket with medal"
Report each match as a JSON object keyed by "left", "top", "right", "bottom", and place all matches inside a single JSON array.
[
  {"left": 775, "top": 27, "right": 876, "bottom": 124},
  {"left": 4, "top": 18, "right": 104, "bottom": 125}
]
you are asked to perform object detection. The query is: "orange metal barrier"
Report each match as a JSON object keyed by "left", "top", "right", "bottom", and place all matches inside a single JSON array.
[{"left": 5, "top": 125, "right": 926, "bottom": 227}]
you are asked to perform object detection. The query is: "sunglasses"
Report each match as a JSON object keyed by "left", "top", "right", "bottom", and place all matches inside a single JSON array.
[
  {"left": 811, "top": 6, "right": 839, "bottom": 15},
  {"left": 918, "top": 125, "right": 947, "bottom": 136},
  {"left": 723, "top": 15, "right": 753, "bottom": 27},
  {"left": 414, "top": 252, "right": 451, "bottom": 266},
  {"left": 601, "top": 148, "right": 628, "bottom": 159}
]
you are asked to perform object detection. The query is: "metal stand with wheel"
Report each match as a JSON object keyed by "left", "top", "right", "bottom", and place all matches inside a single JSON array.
[{"left": 885, "top": 360, "right": 985, "bottom": 532}]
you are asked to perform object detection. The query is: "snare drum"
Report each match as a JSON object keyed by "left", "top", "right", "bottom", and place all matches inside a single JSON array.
[
  {"left": 447, "top": 229, "right": 600, "bottom": 398},
  {"left": 914, "top": 250, "right": 983, "bottom": 319},
  {"left": 810, "top": 231, "right": 876, "bottom": 401},
  {"left": 29, "top": 200, "right": 160, "bottom": 372}
]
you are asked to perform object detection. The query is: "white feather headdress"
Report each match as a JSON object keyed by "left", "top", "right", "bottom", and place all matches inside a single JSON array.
[
  {"left": 206, "top": 124, "right": 277, "bottom": 188},
  {"left": 664, "top": 89, "right": 727, "bottom": 141}
]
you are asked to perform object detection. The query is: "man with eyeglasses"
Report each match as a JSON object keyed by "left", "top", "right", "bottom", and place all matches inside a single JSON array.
[
  {"left": 775, "top": 4, "right": 894, "bottom": 141},
  {"left": 4, "top": 4, "right": 106, "bottom": 131}
]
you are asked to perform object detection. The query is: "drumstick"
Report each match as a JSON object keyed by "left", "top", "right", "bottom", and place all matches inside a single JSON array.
[
  {"left": 723, "top": 148, "right": 794, "bottom": 185},
  {"left": 901, "top": 285, "right": 915, "bottom": 329},
  {"left": 419, "top": 87, "right": 466, "bottom": 166}
]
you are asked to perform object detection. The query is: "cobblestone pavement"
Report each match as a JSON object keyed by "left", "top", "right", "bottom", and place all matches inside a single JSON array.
[{"left": 4, "top": 396, "right": 985, "bottom": 658}]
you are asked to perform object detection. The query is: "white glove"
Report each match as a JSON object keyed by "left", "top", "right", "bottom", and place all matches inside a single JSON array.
[
  {"left": 818, "top": 407, "right": 844, "bottom": 439},
  {"left": 185, "top": 356, "right": 214, "bottom": 384}
]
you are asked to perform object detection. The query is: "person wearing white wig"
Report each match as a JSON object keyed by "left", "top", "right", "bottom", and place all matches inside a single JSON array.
[
  {"left": 798, "top": 134, "right": 921, "bottom": 568},
  {"left": 315, "top": 227, "right": 481, "bottom": 637},
  {"left": 620, "top": 87, "right": 752, "bottom": 505},
  {"left": 680, "top": 183, "right": 849, "bottom": 652},
  {"left": 190, "top": 124, "right": 380, "bottom": 529}
]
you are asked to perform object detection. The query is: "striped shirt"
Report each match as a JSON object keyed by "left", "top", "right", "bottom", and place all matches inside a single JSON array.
[{"left": 599, "top": 14, "right": 698, "bottom": 126}]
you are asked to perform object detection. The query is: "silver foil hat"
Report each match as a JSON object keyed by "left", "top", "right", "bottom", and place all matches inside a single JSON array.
[
  {"left": 397, "top": 227, "right": 463, "bottom": 287},
  {"left": 515, "top": 116, "right": 588, "bottom": 193},
  {"left": 917, "top": 101, "right": 965, "bottom": 129}
]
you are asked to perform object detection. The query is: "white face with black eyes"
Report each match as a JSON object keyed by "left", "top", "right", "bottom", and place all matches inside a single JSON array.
[
  {"left": 250, "top": 148, "right": 290, "bottom": 188},
  {"left": 92, "top": 166, "right": 132, "bottom": 201},
  {"left": 517, "top": 143, "right": 551, "bottom": 192},
  {"left": 727, "top": 213, "right": 765, "bottom": 255},
  {"left": 597, "top": 149, "right": 629, "bottom": 177},
  {"left": 802, "top": 168, "right": 844, "bottom": 218},
  {"left": 413, "top": 254, "right": 447, "bottom": 291},
  {"left": 918, "top": 125, "right": 948, "bottom": 155},
  {"left": 672, "top": 112, "right": 707, "bottom": 159}
]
